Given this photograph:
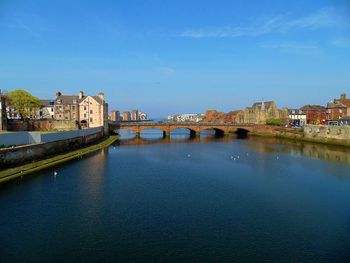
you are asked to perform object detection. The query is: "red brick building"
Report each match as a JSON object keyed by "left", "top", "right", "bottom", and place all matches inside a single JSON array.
[
  {"left": 300, "top": 105, "right": 327, "bottom": 125},
  {"left": 327, "top": 93, "right": 350, "bottom": 121}
]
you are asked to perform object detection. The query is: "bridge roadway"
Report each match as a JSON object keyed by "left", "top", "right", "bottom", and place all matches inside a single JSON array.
[{"left": 109, "top": 121, "right": 258, "bottom": 138}]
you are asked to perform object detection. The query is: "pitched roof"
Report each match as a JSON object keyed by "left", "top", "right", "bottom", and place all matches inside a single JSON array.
[
  {"left": 327, "top": 100, "right": 347, "bottom": 109},
  {"left": 40, "top": 99, "right": 54, "bottom": 107},
  {"left": 55, "top": 95, "right": 79, "bottom": 105},
  {"left": 288, "top": 109, "right": 305, "bottom": 115},
  {"left": 300, "top": 105, "right": 326, "bottom": 111}
]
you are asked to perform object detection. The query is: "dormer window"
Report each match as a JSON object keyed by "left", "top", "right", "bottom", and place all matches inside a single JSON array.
[
  {"left": 73, "top": 99, "right": 77, "bottom": 104},
  {"left": 57, "top": 99, "right": 62, "bottom": 104}
]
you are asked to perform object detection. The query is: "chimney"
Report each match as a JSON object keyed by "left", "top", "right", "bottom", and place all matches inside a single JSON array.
[
  {"left": 79, "top": 91, "right": 84, "bottom": 100},
  {"left": 98, "top": 92, "right": 105, "bottom": 101},
  {"left": 340, "top": 93, "right": 346, "bottom": 100},
  {"left": 56, "top": 91, "right": 62, "bottom": 99}
]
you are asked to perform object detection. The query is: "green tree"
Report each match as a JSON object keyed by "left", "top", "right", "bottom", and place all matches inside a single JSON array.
[{"left": 7, "top": 90, "right": 40, "bottom": 119}]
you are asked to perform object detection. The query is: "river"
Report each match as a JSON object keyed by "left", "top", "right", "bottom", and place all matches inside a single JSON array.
[{"left": 1, "top": 129, "right": 350, "bottom": 262}]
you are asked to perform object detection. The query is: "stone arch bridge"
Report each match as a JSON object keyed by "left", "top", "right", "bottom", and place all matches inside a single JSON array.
[{"left": 109, "top": 122, "right": 260, "bottom": 138}]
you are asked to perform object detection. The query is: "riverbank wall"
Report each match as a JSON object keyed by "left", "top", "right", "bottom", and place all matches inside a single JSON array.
[
  {"left": 251, "top": 125, "right": 350, "bottom": 147},
  {"left": 0, "top": 127, "right": 103, "bottom": 168}
]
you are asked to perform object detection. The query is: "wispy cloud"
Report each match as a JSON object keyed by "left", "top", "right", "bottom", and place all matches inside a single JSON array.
[
  {"left": 180, "top": 8, "right": 347, "bottom": 38},
  {"left": 0, "top": 18, "right": 41, "bottom": 38},
  {"left": 331, "top": 39, "right": 350, "bottom": 48},
  {"left": 259, "top": 42, "right": 319, "bottom": 50}
]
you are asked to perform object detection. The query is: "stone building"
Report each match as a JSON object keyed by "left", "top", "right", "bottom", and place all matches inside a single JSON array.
[
  {"left": 79, "top": 92, "right": 108, "bottom": 130},
  {"left": 242, "top": 101, "right": 285, "bottom": 124},
  {"left": 54, "top": 91, "right": 79, "bottom": 122}
]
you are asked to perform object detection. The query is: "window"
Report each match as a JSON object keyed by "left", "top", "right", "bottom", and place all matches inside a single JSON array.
[
  {"left": 51, "top": 108, "right": 54, "bottom": 112},
  {"left": 90, "top": 118, "right": 93, "bottom": 123},
  {"left": 90, "top": 110, "right": 93, "bottom": 114},
  {"left": 73, "top": 99, "right": 77, "bottom": 104},
  {"left": 84, "top": 106, "right": 87, "bottom": 110},
  {"left": 72, "top": 106, "right": 75, "bottom": 110},
  {"left": 84, "top": 114, "right": 87, "bottom": 118}
]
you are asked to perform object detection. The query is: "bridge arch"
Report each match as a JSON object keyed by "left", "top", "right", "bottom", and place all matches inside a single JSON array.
[
  {"left": 199, "top": 127, "right": 225, "bottom": 137},
  {"left": 169, "top": 127, "right": 198, "bottom": 138},
  {"left": 139, "top": 127, "right": 168, "bottom": 139},
  {"left": 234, "top": 128, "right": 251, "bottom": 139}
]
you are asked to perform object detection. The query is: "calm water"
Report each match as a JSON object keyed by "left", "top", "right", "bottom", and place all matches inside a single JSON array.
[{"left": 1, "top": 129, "right": 350, "bottom": 262}]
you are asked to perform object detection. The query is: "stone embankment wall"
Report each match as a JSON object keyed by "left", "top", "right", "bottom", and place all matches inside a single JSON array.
[
  {"left": 304, "top": 125, "right": 350, "bottom": 146},
  {"left": 0, "top": 127, "right": 103, "bottom": 168},
  {"left": 7, "top": 119, "right": 79, "bottom": 131}
]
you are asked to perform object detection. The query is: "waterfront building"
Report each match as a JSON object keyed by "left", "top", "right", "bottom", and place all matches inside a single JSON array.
[
  {"left": 110, "top": 110, "right": 121, "bottom": 122},
  {"left": 138, "top": 111, "right": 148, "bottom": 120},
  {"left": 326, "top": 94, "right": 350, "bottom": 121},
  {"left": 168, "top": 113, "right": 204, "bottom": 122},
  {"left": 54, "top": 91, "right": 80, "bottom": 121},
  {"left": 300, "top": 105, "right": 327, "bottom": 124},
  {"left": 122, "top": 111, "right": 131, "bottom": 121},
  {"left": 288, "top": 109, "right": 307, "bottom": 126},
  {"left": 79, "top": 92, "right": 108, "bottom": 129},
  {"left": 131, "top": 109, "right": 139, "bottom": 121}
]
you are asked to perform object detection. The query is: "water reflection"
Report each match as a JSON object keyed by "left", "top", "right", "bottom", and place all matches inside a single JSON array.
[{"left": 116, "top": 135, "right": 350, "bottom": 165}]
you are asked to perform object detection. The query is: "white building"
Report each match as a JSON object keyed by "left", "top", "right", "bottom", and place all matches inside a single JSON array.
[
  {"left": 168, "top": 113, "right": 204, "bottom": 122},
  {"left": 288, "top": 109, "right": 307, "bottom": 126}
]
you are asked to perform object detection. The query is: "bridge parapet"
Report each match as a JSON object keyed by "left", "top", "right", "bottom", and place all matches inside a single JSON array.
[{"left": 108, "top": 121, "right": 257, "bottom": 137}]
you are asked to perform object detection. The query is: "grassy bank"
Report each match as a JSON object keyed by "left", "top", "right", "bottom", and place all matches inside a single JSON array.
[{"left": 0, "top": 135, "right": 119, "bottom": 185}]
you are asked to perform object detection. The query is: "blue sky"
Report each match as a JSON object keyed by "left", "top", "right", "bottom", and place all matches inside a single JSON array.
[{"left": 1, "top": 0, "right": 350, "bottom": 117}]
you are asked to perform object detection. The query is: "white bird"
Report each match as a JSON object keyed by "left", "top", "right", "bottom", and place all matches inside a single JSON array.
[
  {"left": 54, "top": 171, "right": 58, "bottom": 176},
  {"left": 187, "top": 154, "right": 191, "bottom": 158}
]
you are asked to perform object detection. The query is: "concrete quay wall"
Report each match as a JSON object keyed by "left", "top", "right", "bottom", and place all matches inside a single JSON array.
[{"left": 0, "top": 127, "right": 103, "bottom": 168}]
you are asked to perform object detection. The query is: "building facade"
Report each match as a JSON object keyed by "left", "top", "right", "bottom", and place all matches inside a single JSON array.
[
  {"left": 122, "top": 111, "right": 131, "bottom": 121},
  {"left": 288, "top": 109, "right": 307, "bottom": 126},
  {"left": 79, "top": 92, "right": 108, "bottom": 129},
  {"left": 242, "top": 101, "right": 285, "bottom": 124},
  {"left": 131, "top": 109, "right": 139, "bottom": 121},
  {"left": 36, "top": 100, "right": 55, "bottom": 119},
  {"left": 138, "top": 112, "right": 148, "bottom": 120},
  {"left": 327, "top": 93, "right": 350, "bottom": 121},
  {"left": 110, "top": 110, "right": 121, "bottom": 122},
  {"left": 300, "top": 105, "right": 327, "bottom": 125},
  {"left": 54, "top": 91, "right": 79, "bottom": 122},
  {"left": 168, "top": 113, "right": 204, "bottom": 122}
]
